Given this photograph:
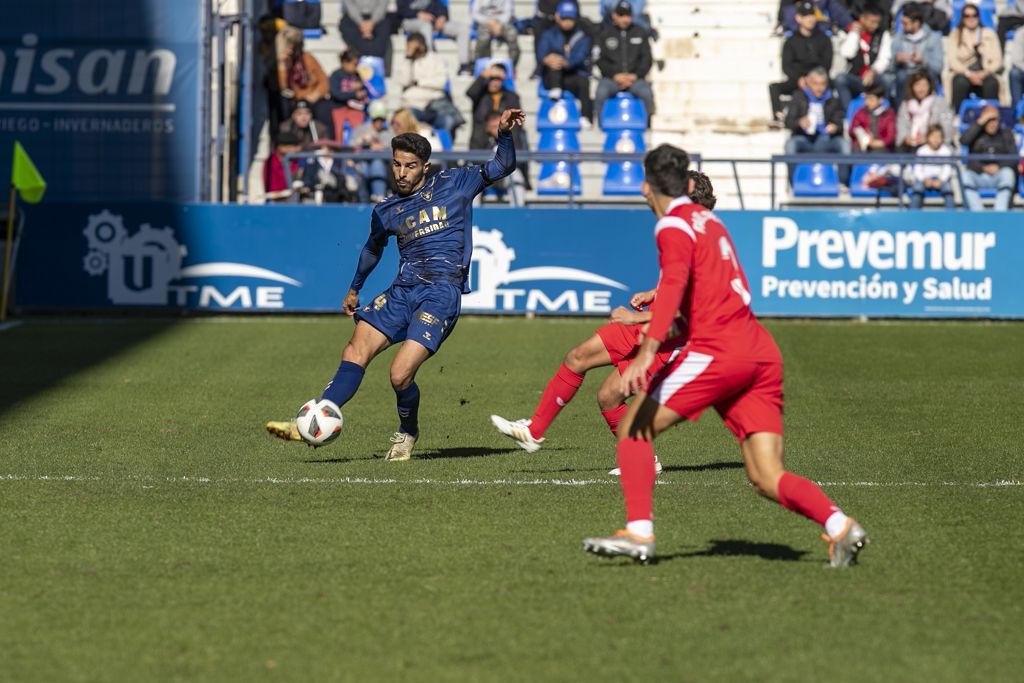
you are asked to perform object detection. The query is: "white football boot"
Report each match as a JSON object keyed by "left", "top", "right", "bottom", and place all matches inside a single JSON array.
[
  {"left": 609, "top": 457, "right": 663, "bottom": 477},
  {"left": 385, "top": 431, "right": 417, "bottom": 462},
  {"left": 490, "top": 415, "right": 544, "bottom": 453}
]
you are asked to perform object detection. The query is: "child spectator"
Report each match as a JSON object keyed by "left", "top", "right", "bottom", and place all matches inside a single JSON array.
[
  {"left": 850, "top": 83, "right": 895, "bottom": 152},
  {"left": 960, "top": 105, "right": 1018, "bottom": 211},
  {"left": 895, "top": 72, "right": 953, "bottom": 151},
  {"left": 833, "top": 3, "right": 891, "bottom": 111},
  {"left": 329, "top": 50, "right": 370, "bottom": 113},
  {"left": 948, "top": 5, "right": 1002, "bottom": 113},
  {"left": 910, "top": 124, "right": 955, "bottom": 209},
  {"left": 538, "top": 2, "right": 595, "bottom": 124}
]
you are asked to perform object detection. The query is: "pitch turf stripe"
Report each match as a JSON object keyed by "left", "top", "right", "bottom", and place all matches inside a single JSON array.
[{"left": 0, "top": 474, "right": 1021, "bottom": 488}]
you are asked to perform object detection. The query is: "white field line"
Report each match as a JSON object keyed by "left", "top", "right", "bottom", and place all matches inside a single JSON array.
[
  {"left": 0, "top": 474, "right": 1020, "bottom": 488},
  {"left": 0, "top": 320, "right": 24, "bottom": 332}
]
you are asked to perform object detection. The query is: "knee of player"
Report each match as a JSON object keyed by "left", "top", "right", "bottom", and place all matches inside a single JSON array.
[
  {"left": 597, "top": 384, "right": 624, "bottom": 411},
  {"left": 563, "top": 345, "right": 589, "bottom": 374},
  {"left": 390, "top": 367, "right": 415, "bottom": 391},
  {"left": 341, "top": 342, "right": 366, "bottom": 365}
]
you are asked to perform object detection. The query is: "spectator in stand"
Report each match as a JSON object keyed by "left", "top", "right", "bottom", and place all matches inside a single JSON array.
[
  {"left": 329, "top": 49, "right": 370, "bottom": 114},
  {"left": 471, "top": 112, "right": 528, "bottom": 207},
  {"left": 890, "top": 0, "right": 951, "bottom": 34},
  {"left": 960, "top": 104, "right": 1018, "bottom": 211},
  {"left": 391, "top": 108, "right": 445, "bottom": 156},
  {"left": 300, "top": 141, "right": 360, "bottom": 204},
  {"left": 888, "top": 4, "right": 944, "bottom": 109},
  {"left": 833, "top": 3, "right": 891, "bottom": 111},
  {"left": 778, "top": 0, "right": 853, "bottom": 33},
  {"left": 349, "top": 100, "right": 394, "bottom": 201},
  {"left": 600, "top": 0, "right": 650, "bottom": 32},
  {"left": 769, "top": 2, "right": 833, "bottom": 125},
  {"left": 466, "top": 62, "right": 522, "bottom": 149},
  {"left": 278, "top": 100, "right": 330, "bottom": 148},
  {"left": 896, "top": 71, "right": 953, "bottom": 151},
  {"left": 538, "top": 2, "right": 595, "bottom": 124},
  {"left": 263, "top": 130, "right": 303, "bottom": 202},
  {"left": 784, "top": 67, "right": 849, "bottom": 180},
  {"left": 473, "top": 1, "right": 522, "bottom": 68},
  {"left": 340, "top": 0, "right": 392, "bottom": 72},
  {"left": 910, "top": 124, "right": 955, "bottom": 209},
  {"left": 276, "top": 27, "right": 332, "bottom": 128},
  {"left": 850, "top": 83, "right": 896, "bottom": 152},
  {"left": 948, "top": 5, "right": 1002, "bottom": 113},
  {"left": 1010, "top": 28, "right": 1024, "bottom": 110},
  {"left": 397, "top": 0, "right": 473, "bottom": 76},
  {"left": 397, "top": 32, "right": 463, "bottom": 137},
  {"left": 594, "top": 1, "right": 654, "bottom": 126},
  {"left": 997, "top": 1, "right": 1024, "bottom": 48}
]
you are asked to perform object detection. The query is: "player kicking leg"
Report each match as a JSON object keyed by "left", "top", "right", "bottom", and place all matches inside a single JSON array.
[
  {"left": 582, "top": 145, "right": 867, "bottom": 567},
  {"left": 491, "top": 171, "right": 718, "bottom": 470}
]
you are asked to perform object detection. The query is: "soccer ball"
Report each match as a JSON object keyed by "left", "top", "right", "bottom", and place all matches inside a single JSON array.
[{"left": 295, "top": 399, "right": 344, "bottom": 447}]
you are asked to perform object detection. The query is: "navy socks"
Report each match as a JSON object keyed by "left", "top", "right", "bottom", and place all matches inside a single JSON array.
[
  {"left": 394, "top": 383, "right": 420, "bottom": 436},
  {"left": 321, "top": 361, "right": 365, "bottom": 408}
]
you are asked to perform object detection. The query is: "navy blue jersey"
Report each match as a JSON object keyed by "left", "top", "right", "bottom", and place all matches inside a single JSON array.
[{"left": 349, "top": 131, "right": 517, "bottom": 295}]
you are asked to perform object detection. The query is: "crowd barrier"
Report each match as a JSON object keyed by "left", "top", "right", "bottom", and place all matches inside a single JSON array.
[{"left": 14, "top": 203, "right": 1023, "bottom": 318}]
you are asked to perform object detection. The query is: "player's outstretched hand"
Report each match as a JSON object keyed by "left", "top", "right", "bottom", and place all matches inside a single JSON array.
[
  {"left": 499, "top": 108, "right": 526, "bottom": 133},
  {"left": 342, "top": 289, "right": 360, "bottom": 316},
  {"left": 630, "top": 289, "right": 657, "bottom": 311}
]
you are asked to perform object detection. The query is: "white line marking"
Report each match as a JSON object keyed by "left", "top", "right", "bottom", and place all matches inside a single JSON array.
[
  {"left": 0, "top": 474, "right": 1020, "bottom": 488},
  {"left": 0, "top": 320, "right": 23, "bottom": 332}
]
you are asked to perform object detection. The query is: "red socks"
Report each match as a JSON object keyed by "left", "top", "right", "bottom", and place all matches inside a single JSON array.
[
  {"left": 600, "top": 404, "right": 629, "bottom": 436},
  {"left": 529, "top": 364, "right": 584, "bottom": 439},
  {"left": 777, "top": 472, "right": 839, "bottom": 527},
  {"left": 617, "top": 437, "right": 657, "bottom": 522}
]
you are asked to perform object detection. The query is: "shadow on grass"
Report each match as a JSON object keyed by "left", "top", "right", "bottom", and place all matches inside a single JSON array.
[
  {"left": 659, "top": 539, "right": 810, "bottom": 563},
  {"left": 417, "top": 446, "right": 521, "bottom": 460}
]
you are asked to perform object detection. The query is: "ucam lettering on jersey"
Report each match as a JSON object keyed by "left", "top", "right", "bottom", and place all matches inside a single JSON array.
[
  {"left": 82, "top": 210, "right": 301, "bottom": 310},
  {"left": 758, "top": 215, "right": 997, "bottom": 311},
  {"left": 463, "top": 227, "right": 626, "bottom": 314}
]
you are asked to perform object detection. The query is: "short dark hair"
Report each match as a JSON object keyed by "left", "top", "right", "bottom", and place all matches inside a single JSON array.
[
  {"left": 341, "top": 48, "right": 360, "bottom": 63},
  {"left": 407, "top": 32, "right": 428, "bottom": 48},
  {"left": 392, "top": 132, "right": 432, "bottom": 163},
  {"left": 644, "top": 144, "right": 691, "bottom": 197},
  {"left": 687, "top": 171, "right": 716, "bottom": 210},
  {"left": 865, "top": 83, "right": 886, "bottom": 99},
  {"left": 903, "top": 4, "right": 924, "bottom": 23},
  {"left": 859, "top": 3, "right": 882, "bottom": 18},
  {"left": 490, "top": 63, "right": 507, "bottom": 76},
  {"left": 926, "top": 123, "right": 945, "bottom": 138}
]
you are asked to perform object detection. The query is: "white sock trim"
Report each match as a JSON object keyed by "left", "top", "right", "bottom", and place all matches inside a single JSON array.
[
  {"left": 626, "top": 520, "right": 654, "bottom": 538},
  {"left": 824, "top": 511, "right": 849, "bottom": 539}
]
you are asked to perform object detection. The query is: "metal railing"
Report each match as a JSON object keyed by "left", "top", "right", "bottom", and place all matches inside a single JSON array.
[{"left": 280, "top": 150, "right": 1021, "bottom": 210}]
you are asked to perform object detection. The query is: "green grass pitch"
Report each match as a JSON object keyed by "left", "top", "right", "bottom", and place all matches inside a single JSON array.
[{"left": 0, "top": 316, "right": 1022, "bottom": 681}]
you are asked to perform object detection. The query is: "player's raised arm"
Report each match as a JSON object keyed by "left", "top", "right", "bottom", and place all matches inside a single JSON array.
[
  {"left": 345, "top": 209, "right": 388, "bottom": 315},
  {"left": 479, "top": 108, "right": 525, "bottom": 184}
]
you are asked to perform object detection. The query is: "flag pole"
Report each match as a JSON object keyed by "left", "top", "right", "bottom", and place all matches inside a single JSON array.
[{"left": 1, "top": 184, "right": 16, "bottom": 323}]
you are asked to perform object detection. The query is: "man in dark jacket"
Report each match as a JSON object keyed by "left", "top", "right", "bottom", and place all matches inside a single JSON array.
[
  {"left": 594, "top": 1, "right": 654, "bottom": 125},
  {"left": 466, "top": 63, "right": 522, "bottom": 149},
  {"left": 538, "top": 1, "right": 594, "bottom": 122},
  {"left": 769, "top": 2, "right": 834, "bottom": 123},
  {"left": 784, "top": 67, "right": 849, "bottom": 181},
  {"left": 779, "top": 0, "right": 853, "bottom": 33},
  {"left": 960, "top": 105, "right": 1018, "bottom": 211}
]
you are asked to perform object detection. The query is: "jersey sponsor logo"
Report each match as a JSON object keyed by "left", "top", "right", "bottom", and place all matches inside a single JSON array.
[
  {"left": 398, "top": 205, "right": 450, "bottom": 245},
  {"left": 373, "top": 294, "right": 388, "bottom": 311},
  {"left": 463, "top": 227, "right": 628, "bottom": 314},
  {"left": 82, "top": 210, "right": 300, "bottom": 309}
]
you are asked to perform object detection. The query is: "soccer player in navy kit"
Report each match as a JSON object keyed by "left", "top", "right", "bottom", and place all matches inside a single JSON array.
[{"left": 267, "top": 108, "right": 526, "bottom": 460}]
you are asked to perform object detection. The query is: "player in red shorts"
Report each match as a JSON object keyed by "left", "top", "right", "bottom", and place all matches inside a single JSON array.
[
  {"left": 490, "top": 173, "right": 717, "bottom": 475},
  {"left": 582, "top": 145, "right": 869, "bottom": 567}
]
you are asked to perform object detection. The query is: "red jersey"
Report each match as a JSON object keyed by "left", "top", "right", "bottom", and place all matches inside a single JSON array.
[{"left": 647, "top": 197, "right": 781, "bottom": 363}]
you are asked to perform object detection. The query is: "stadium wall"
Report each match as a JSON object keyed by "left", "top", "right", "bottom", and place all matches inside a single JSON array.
[{"left": 15, "top": 205, "right": 1023, "bottom": 319}]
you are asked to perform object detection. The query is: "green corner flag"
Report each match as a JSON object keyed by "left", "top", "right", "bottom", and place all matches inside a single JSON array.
[{"left": 12, "top": 142, "right": 46, "bottom": 204}]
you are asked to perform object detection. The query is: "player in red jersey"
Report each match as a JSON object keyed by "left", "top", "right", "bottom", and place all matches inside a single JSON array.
[
  {"left": 582, "top": 145, "right": 869, "bottom": 567},
  {"left": 490, "top": 173, "right": 717, "bottom": 474}
]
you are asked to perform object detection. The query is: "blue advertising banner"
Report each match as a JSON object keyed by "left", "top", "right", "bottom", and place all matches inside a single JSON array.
[
  {"left": 14, "top": 204, "right": 1024, "bottom": 318},
  {"left": 0, "top": 1, "right": 205, "bottom": 202}
]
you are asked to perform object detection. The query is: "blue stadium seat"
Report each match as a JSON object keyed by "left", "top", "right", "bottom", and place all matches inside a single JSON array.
[
  {"left": 472, "top": 57, "right": 516, "bottom": 92},
  {"left": 436, "top": 128, "right": 453, "bottom": 150},
  {"left": 845, "top": 94, "right": 866, "bottom": 129},
  {"left": 792, "top": 163, "right": 840, "bottom": 197},
  {"left": 537, "top": 95, "right": 582, "bottom": 131},
  {"left": 848, "top": 164, "right": 878, "bottom": 198},
  {"left": 537, "top": 161, "right": 583, "bottom": 195},
  {"left": 357, "top": 56, "right": 386, "bottom": 100},
  {"left": 537, "top": 129, "right": 580, "bottom": 152},
  {"left": 602, "top": 130, "right": 647, "bottom": 195},
  {"left": 600, "top": 94, "right": 648, "bottom": 131}
]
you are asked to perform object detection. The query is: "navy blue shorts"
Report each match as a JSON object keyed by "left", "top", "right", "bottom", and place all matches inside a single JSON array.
[{"left": 354, "top": 282, "right": 461, "bottom": 354}]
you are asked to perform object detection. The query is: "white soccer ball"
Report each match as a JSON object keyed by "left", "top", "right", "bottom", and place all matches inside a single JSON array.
[{"left": 295, "top": 399, "right": 344, "bottom": 447}]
